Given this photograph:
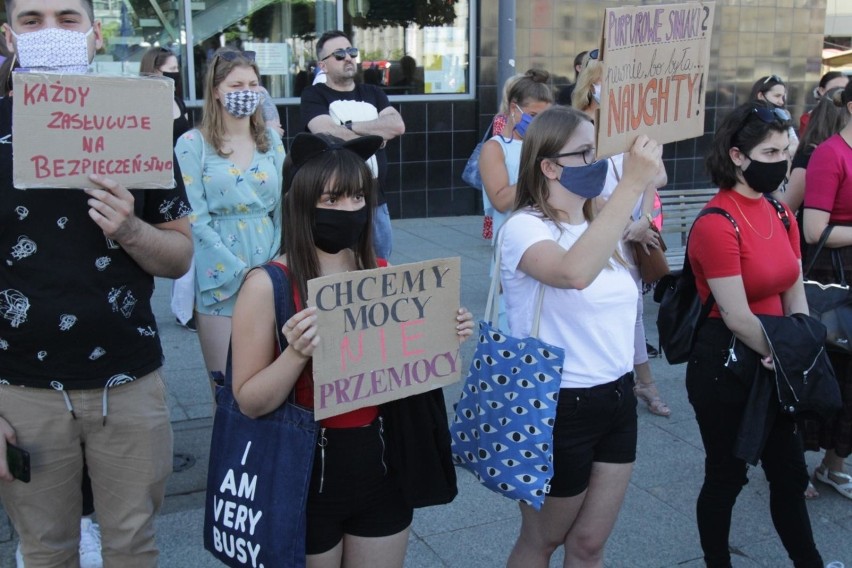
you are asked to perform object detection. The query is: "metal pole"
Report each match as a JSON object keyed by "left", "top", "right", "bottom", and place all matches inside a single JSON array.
[{"left": 497, "top": 0, "right": 516, "bottom": 109}]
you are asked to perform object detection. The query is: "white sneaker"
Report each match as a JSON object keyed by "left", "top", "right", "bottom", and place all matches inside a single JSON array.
[
  {"left": 15, "top": 542, "right": 24, "bottom": 568},
  {"left": 78, "top": 517, "right": 102, "bottom": 568}
]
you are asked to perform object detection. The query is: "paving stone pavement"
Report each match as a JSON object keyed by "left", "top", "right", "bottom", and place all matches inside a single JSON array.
[{"left": 1, "top": 215, "right": 850, "bottom": 567}]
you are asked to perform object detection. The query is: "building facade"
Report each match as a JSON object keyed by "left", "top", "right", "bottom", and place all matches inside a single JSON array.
[{"left": 2, "top": 0, "right": 833, "bottom": 218}]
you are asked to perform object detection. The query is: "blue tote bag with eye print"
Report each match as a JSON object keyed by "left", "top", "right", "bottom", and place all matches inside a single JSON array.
[{"left": 449, "top": 231, "right": 563, "bottom": 510}]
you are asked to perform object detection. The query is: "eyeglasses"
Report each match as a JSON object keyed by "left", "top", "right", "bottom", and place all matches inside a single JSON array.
[
  {"left": 216, "top": 50, "right": 256, "bottom": 63},
  {"left": 544, "top": 147, "right": 597, "bottom": 166},
  {"left": 321, "top": 47, "right": 359, "bottom": 62}
]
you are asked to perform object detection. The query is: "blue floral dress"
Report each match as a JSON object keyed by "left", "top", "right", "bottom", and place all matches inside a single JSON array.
[{"left": 175, "top": 128, "right": 285, "bottom": 316}]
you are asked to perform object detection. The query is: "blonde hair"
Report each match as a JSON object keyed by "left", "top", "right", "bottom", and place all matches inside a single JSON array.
[
  {"left": 506, "top": 69, "right": 553, "bottom": 110},
  {"left": 201, "top": 47, "right": 269, "bottom": 158},
  {"left": 571, "top": 55, "right": 602, "bottom": 113},
  {"left": 498, "top": 73, "right": 524, "bottom": 115}
]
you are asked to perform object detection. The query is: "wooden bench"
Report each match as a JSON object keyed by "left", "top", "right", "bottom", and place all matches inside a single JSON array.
[{"left": 658, "top": 188, "right": 718, "bottom": 272}]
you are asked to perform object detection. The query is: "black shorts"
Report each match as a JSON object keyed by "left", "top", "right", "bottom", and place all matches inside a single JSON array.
[
  {"left": 306, "top": 417, "right": 413, "bottom": 555},
  {"left": 548, "top": 372, "right": 638, "bottom": 498}
]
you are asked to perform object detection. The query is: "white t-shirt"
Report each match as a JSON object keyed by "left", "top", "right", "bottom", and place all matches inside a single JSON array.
[{"left": 500, "top": 210, "right": 637, "bottom": 388}]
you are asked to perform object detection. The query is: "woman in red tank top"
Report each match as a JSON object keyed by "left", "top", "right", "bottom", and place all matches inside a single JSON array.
[{"left": 228, "top": 132, "right": 474, "bottom": 567}]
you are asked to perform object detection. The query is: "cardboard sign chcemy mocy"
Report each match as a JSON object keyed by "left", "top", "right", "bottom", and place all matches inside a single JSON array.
[
  {"left": 13, "top": 72, "right": 175, "bottom": 189},
  {"left": 596, "top": 2, "right": 715, "bottom": 157},
  {"left": 307, "top": 257, "right": 462, "bottom": 420}
]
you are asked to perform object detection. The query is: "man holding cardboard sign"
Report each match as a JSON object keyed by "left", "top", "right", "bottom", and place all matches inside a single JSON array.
[{"left": 0, "top": 0, "right": 192, "bottom": 565}]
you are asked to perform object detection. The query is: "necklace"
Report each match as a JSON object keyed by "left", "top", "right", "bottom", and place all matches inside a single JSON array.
[{"left": 728, "top": 194, "right": 773, "bottom": 240}]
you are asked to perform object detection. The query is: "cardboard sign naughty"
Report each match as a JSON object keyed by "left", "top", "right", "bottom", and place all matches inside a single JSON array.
[
  {"left": 597, "top": 2, "right": 715, "bottom": 157},
  {"left": 307, "top": 257, "right": 462, "bottom": 420},
  {"left": 12, "top": 72, "right": 175, "bottom": 189}
]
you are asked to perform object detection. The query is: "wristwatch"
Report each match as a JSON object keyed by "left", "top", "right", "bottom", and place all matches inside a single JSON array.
[{"left": 344, "top": 120, "right": 353, "bottom": 131}]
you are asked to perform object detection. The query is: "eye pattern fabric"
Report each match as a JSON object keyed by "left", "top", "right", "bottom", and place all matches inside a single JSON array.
[{"left": 450, "top": 321, "right": 564, "bottom": 510}]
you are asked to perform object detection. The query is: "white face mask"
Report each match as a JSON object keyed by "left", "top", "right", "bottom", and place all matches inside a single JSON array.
[
  {"left": 592, "top": 83, "right": 602, "bottom": 104},
  {"left": 11, "top": 27, "right": 93, "bottom": 73}
]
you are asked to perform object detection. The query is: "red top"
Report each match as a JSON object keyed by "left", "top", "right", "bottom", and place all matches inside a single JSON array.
[
  {"left": 271, "top": 260, "right": 388, "bottom": 429},
  {"left": 688, "top": 191, "right": 801, "bottom": 319},
  {"left": 803, "top": 133, "right": 852, "bottom": 223}
]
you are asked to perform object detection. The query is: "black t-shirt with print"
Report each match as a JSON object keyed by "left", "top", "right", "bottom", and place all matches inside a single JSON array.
[
  {"left": 300, "top": 83, "right": 390, "bottom": 205},
  {"left": 0, "top": 95, "right": 191, "bottom": 389}
]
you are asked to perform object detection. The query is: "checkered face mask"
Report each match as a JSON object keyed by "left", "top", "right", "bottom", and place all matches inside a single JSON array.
[
  {"left": 221, "top": 90, "right": 261, "bottom": 119},
  {"left": 11, "top": 27, "right": 93, "bottom": 73}
]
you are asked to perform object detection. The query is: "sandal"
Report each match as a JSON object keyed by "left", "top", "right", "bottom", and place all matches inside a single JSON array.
[
  {"left": 805, "top": 479, "right": 819, "bottom": 499},
  {"left": 815, "top": 464, "right": 852, "bottom": 500},
  {"left": 633, "top": 382, "right": 671, "bottom": 417}
]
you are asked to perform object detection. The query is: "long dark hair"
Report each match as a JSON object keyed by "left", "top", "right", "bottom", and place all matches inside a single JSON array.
[
  {"left": 282, "top": 137, "right": 377, "bottom": 302},
  {"left": 795, "top": 88, "right": 849, "bottom": 161},
  {"left": 705, "top": 101, "right": 790, "bottom": 188}
]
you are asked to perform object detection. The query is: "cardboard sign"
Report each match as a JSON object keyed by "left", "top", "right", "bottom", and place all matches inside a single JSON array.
[
  {"left": 307, "top": 257, "right": 462, "bottom": 420},
  {"left": 12, "top": 72, "right": 175, "bottom": 189},
  {"left": 597, "top": 2, "right": 715, "bottom": 157}
]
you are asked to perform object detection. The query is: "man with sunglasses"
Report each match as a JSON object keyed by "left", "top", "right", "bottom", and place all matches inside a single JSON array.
[
  {"left": 301, "top": 30, "right": 405, "bottom": 259},
  {"left": 0, "top": 0, "right": 192, "bottom": 566}
]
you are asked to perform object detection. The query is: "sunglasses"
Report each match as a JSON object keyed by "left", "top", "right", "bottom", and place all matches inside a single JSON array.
[
  {"left": 588, "top": 49, "right": 600, "bottom": 60},
  {"left": 542, "top": 147, "right": 597, "bottom": 166},
  {"left": 762, "top": 74, "right": 783, "bottom": 85},
  {"left": 321, "top": 47, "right": 359, "bottom": 62},
  {"left": 216, "top": 50, "right": 256, "bottom": 64},
  {"left": 748, "top": 106, "right": 788, "bottom": 124}
]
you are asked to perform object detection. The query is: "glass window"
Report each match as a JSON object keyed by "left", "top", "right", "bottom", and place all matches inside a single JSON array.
[
  {"left": 347, "top": 0, "right": 472, "bottom": 96},
  {"left": 0, "top": 0, "right": 473, "bottom": 101}
]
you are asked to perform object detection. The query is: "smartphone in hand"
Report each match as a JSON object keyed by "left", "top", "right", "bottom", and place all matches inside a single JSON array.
[{"left": 6, "top": 443, "right": 30, "bottom": 483}]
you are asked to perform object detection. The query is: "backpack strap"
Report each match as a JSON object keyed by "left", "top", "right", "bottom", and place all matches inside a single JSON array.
[
  {"left": 765, "top": 195, "right": 790, "bottom": 232},
  {"left": 684, "top": 206, "right": 741, "bottom": 330}
]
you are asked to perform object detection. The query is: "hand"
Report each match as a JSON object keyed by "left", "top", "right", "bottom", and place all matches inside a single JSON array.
[
  {"left": 0, "top": 416, "right": 18, "bottom": 483},
  {"left": 760, "top": 354, "right": 775, "bottom": 371},
  {"left": 269, "top": 120, "right": 285, "bottom": 138},
  {"left": 624, "top": 223, "right": 660, "bottom": 254},
  {"left": 283, "top": 306, "right": 319, "bottom": 358},
  {"left": 456, "top": 307, "right": 475, "bottom": 344},
  {"left": 84, "top": 174, "right": 142, "bottom": 244},
  {"left": 621, "top": 136, "right": 663, "bottom": 193}
]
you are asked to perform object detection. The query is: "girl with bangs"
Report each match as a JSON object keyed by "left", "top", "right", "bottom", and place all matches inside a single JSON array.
[
  {"left": 176, "top": 47, "right": 285, "bottom": 394},
  {"left": 229, "top": 133, "right": 474, "bottom": 568},
  {"left": 498, "top": 105, "right": 663, "bottom": 566}
]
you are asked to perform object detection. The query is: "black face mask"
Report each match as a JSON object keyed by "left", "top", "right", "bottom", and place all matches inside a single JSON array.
[
  {"left": 312, "top": 207, "right": 369, "bottom": 254},
  {"left": 162, "top": 71, "right": 183, "bottom": 99},
  {"left": 740, "top": 156, "right": 788, "bottom": 194}
]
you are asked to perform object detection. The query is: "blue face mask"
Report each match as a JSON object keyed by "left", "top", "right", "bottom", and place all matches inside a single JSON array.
[
  {"left": 513, "top": 104, "right": 534, "bottom": 138},
  {"left": 557, "top": 159, "right": 609, "bottom": 199}
]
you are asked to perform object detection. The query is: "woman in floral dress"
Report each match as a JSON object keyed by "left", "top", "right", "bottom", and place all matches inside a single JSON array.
[{"left": 176, "top": 47, "right": 285, "bottom": 390}]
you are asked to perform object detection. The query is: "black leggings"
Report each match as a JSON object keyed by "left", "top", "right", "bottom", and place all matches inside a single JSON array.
[{"left": 685, "top": 320, "right": 822, "bottom": 568}]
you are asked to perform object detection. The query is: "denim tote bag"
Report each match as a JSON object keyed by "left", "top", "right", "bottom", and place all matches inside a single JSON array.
[
  {"left": 450, "top": 226, "right": 564, "bottom": 510},
  {"left": 204, "top": 263, "right": 318, "bottom": 568}
]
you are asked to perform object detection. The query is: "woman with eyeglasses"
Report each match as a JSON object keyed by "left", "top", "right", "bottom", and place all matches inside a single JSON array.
[
  {"left": 499, "top": 105, "right": 663, "bottom": 566},
  {"left": 687, "top": 100, "right": 824, "bottom": 567},
  {"left": 750, "top": 74, "right": 799, "bottom": 158},
  {"left": 801, "top": 81, "right": 852, "bottom": 502},
  {"left": 175, "top": 47, "right": 285, "bottom": 393},
  {"left": 573, "top": 53, "right": 672, "bottom": 417}
]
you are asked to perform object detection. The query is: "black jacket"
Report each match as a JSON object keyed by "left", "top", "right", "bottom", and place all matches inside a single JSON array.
[{"left": 730, "top": 313, "right": 841, "bottom": 464}]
